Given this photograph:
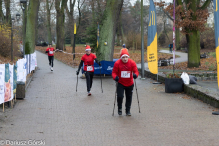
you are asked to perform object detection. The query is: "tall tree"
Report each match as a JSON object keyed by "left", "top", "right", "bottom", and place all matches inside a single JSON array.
[
  {"left": 97, "top": 0, "right": 124, "bottom": 61},
  {"left": 25, "top": 0, "right": 40, "bottom": 54},
  {"left": 55, "top": 0, "right": 67, "bottom": 50},
  {"left": 46, "top": 0, "right": 54, "bottom": 44},
  {"left": 65, "top": 0, "right": 76, "bottom": 53},
  {"left": 164, "top": 0, "right": 211, "bottom": 67},
  {"left": 35, "top": 0, "right": 40, "bottom": 45}
]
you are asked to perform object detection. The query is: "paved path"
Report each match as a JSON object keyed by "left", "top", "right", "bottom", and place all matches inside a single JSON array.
[
  {"left": 0, "top": 51, "right": 219, "bottom": 146},
  {"left": 137, "top": 50, "right": 188, "bottom": 70}
]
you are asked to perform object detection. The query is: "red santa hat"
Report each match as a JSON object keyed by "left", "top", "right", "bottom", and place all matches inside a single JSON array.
[
  {"left": 120, "top": 48, "right": 129, "bottom": 59},
  {"left": 85, "top": 45, "right": 91, "bottom": 51}
]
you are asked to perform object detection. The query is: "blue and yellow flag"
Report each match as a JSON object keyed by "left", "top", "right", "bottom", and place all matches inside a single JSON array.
[
  {"left": 214, "top": 0, "right": 219, "bottom": 88},
  {"left": 147, "top": 0, "right": 158, "bottom": 74},
  {"left": 97, "top": 24, "right": 99, "bottom": 48}
]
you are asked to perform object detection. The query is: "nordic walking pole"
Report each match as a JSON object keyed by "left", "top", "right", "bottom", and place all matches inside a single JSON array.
[
  {"left": 99, "top": 65, "right": 103, "bottom": 93},
  {"left": 112, "top": 82, "right": 118, "bottom": 116},
  {"left": 76, "top": 72, "right": 78, "bottom": 92},
  {"left": 134, "top": 79, "right": 141, "bottom": 113}
]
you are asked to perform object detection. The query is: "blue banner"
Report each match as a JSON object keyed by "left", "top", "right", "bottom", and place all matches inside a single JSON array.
[
  {"left": 13, "top": 62, "right": 17, "bottom": 90},
  {"left": 5, "top": 63, "right": 10, "bottom": 82},
  {"left": 214, "top": 0, "right": 219, "bottom": 88},
  {"left": 147, "top": 0, "right": 158, "bottom": 74},
  {"left": 82, "top": 59, "right": 118, "bottom": 75}
]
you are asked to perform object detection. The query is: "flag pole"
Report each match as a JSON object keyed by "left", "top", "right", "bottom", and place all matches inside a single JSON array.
[
  {"left": 212, "top": 0, "right": 219, "bottom": 115},
  {"left": 73, "top": 23, "right": 76, "bottom": 61},
  {"left": 173, "top": 0, "right": 176, "bottom": 74},
  {"left": 141, "top": 0, "right": 145, "bottom": 79}
]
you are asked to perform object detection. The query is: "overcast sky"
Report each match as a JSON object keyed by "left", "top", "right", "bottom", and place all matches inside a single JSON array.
[{"left": 130, "top": 0, "right": 172, "bottom": 5}]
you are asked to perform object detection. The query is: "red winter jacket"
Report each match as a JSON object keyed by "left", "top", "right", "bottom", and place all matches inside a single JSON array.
[
  {"left": 45, "top": 47, "right": 55, "bottom": 56},
  {"left": 81, "top": 53, "right": 97, "bottom": 72},
  {"left": 112, "top": 59, "right": 139, "bottom": 87}
]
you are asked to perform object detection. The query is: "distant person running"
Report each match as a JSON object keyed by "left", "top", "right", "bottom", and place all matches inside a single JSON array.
[
  {"left": 45, "top": 44, "right": 55, "bottom": 71},
  {"left": 112, "top": 49, "right": 139, "bottom": 116},
  {"left": 76, "top": 45, "right": 101, "bottom": 96},
  {"left": 120, "top": 44, "right": 128, "bottom": 54}
]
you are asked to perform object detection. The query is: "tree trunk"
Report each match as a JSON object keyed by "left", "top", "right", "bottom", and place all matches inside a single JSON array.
[
  {"left": 187, "top": 30, "right": 200, "bottom": 67},
  {"left": 97, "top": 0, "right": 124, "bottom": 61},
  {"left": 55, "top": 0, "right": 67, "bottom": 50},
  {"left": 56, "top": 13, "right": 65, "bottom": 50},
  {"left": 25, "top": 0, "right": 40, "bottom": 54},
  {"left": 197, "top": 30, "right": 200, "bottom": 65},
  {"left": 35, "top": 1, "right": 40, "bottom": 45},
  {"left": 65, "top": 0, "right": 76, "bottom": 53},
  {"left": 176, "top": 27, "right": 180, "bottom": 50},
  {"left": 4, "top": 0, "right": 11, "bottom": 24},
  {"left": 46, "top": 0, "right": 53, "bottom": 44}
]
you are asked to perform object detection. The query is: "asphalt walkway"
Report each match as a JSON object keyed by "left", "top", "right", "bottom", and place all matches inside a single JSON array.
[{"left": 0, "top": 51, "right": 219, "bottom": 146}]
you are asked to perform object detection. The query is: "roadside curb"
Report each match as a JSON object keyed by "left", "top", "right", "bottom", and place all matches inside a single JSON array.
[{"left": 138, "top": 68, "right": 219, "bottom": 108}]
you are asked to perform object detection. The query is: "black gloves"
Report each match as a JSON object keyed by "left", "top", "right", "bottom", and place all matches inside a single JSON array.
[
  {"left": 76, "top": 71, "right": 79, "bottom": 75},
  {"left": 115, "top": 76, "right": 119, "bottom": 82},
  {"left": 98, "top": 62, "right": 101, "bottom": 66},
  {"left": 133, "top": 73, "right": 137, "bottom": 79}
]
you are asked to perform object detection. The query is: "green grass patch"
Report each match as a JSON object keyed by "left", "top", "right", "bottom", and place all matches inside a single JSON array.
[{"left": 209, "top": 52, "right": 216, "bottom": 58}]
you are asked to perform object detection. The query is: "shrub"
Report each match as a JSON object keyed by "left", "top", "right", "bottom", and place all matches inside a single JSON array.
[
  {"left": 200, "top": 28, "right": 215, "bottom": 49},
  {"left": 158, "top": 30, "right": 173, "bottom": 48},
  {"left": 0, "top": 25, "right": 22, "bottom": 58},
  {"left": 126, "top": 31, "right": 147, "bottom": 50}
]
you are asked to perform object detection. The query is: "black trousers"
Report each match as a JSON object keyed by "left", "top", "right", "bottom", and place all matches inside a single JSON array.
[
  {"left": 117, "top": 83, "right": 134, "bottom": 112},
  {"left": 48, "top": 56, "right": 54, "bottom": 67},
  {"left": 85, "top": 71, "right": 94, "bottom": 92}
]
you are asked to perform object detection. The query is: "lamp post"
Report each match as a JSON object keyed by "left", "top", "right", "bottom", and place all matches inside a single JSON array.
[{"left": 20, "top": 0, "right": 27, "bottom": 58}]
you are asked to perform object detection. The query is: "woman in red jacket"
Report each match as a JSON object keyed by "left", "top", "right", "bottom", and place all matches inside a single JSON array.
[
  {"left": 76, "top": 45, "right": 101, "bottom": 96},
  {"left": 112, "top": 49, "right": 139, "bottom": 116}
]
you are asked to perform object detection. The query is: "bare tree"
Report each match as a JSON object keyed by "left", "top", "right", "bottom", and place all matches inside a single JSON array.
[
  {"left": 25, "top": 0, "right": 40, "bottom": 54},
  {"left": 55, "top": 0, "right": 67, "bottom": 50},
  {"left": 46, "top": 0, "right": 54, "bottom": 44},
  {"left": 65, "top": 0, "right": 76, "bottom": 53}
]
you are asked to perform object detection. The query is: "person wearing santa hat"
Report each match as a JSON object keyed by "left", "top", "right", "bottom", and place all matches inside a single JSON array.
[
  {"left": 76, "top": 45, "right": 101, "bottom": 96},
  {"left": 112, "top": 49, "right": 139, "bottom": 116}
]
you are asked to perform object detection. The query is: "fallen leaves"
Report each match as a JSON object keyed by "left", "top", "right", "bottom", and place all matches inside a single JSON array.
[{"left": 181, "top": 96, "right": 191, "bottom": 99}]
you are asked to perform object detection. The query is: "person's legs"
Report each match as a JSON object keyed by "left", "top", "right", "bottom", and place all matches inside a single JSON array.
[
  {"left": 51, "top": 56, "right": 54, "bottom": 67},
  {"left": 125, "top": 84, "right": 134, "bottom": 116},
  {"left": 85, "top": 72, "right": 91, "bottom": 92},
  {"left": 117, "top": 83, "right": 124, "bottom": 115},
  {"left": 90, "top": 72, "right": 94, "bottom": 90},
  {"left": 48, "top": 56, "right": 51, "bottom": 66}
]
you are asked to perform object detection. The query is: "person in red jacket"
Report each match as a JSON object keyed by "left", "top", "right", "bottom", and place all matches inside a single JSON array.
[
  {"left": 112, "top": 49, "right": 139, "bottom": 116},
  {"left": 45, "top": 44, "right": 55, "bottom": 71},
  {"left": 76, "top": 45, "right": 101, "bottom": 96}
]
